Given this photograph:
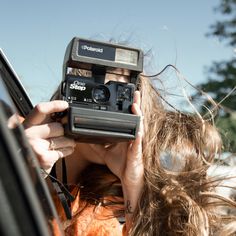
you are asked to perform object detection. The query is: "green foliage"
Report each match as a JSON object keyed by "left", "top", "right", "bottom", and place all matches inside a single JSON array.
[
  {"left": 195, "top": 0, "right": 236, "bottom": 153},
  {"left": 200, "top": 59, "right": 236, "bottom": 111},
  {"left": 216, "top": 115, "right": 236, "bottom": 152},
  {"left": 208, "top": 0, "right": 236, "bottom": 46}
]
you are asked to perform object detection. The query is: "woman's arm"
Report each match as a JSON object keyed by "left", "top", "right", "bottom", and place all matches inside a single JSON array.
[{"left": 121, "top": 131, "right": 143, "bottom": 233}]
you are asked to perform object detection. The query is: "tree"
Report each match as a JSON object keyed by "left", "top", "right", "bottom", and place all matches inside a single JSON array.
[{"left": 194, "top": 0, "right": 236, "bottom": 153}]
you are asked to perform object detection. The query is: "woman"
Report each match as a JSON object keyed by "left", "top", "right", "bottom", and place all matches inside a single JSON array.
[
  {"left": 24, "top": 67, "right": 144, "bottom": 235},
  {"left": 24, "top": 51, "right": 236, "bottom": 235}
]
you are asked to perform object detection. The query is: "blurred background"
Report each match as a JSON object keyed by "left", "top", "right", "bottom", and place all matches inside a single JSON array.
[{"left": 0, "top": 0, "right": 235, "bottom": 154}]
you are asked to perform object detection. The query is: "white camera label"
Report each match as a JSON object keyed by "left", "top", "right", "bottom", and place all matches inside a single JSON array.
[{"left": 69, "top": 81, "right": 86, "bottom": 91}]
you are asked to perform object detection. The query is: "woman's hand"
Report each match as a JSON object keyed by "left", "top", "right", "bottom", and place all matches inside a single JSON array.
[
  {"left": 89, "top": 91, "right": 144, "bottom": 224},
  {"left": 88, "top": 91, "right": 143, "bottom": 186},
  {"left": 105, "top": 91, "right": 144, "bottom": 230},
  {"left": 105, "top": 91, "right": 143, "bottom": 186},
  {"left": 23, "top": 100, "right": 75, "bottom": 175}
]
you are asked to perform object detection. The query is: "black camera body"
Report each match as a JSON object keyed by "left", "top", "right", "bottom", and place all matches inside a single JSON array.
[{"left": 60, "top": 37, "right": 143, "bottom": 143}]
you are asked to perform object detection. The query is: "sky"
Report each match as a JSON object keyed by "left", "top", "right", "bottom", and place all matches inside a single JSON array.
[{"left": 0, "top": 0, "right": 234, "bottom": 108}]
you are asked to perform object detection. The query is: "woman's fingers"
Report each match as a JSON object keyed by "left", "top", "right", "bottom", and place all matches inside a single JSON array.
[
  {"left": 132, "top": 91, "right": 142, "bottom": 117},
  {"left": 24, "top": 100, "right": 68, "bottom": 127},
  {"left": 29, "top": 137, "right": 75, "bottom": 156},
  {"left": 40, "top": 148, "right": 74, "bottom": 174},
  {"left": 122, "top": 89, "right": 144, "bottom": 185},
  {"left": 129, "top": 131, "right": 142, "bottom": 158},
  {"left": 25, "top": 122, "right": 65, "bottom": 139},
  {"left": 43, "top": 148, "right": 74, "bottom": 165},
  {"left": 47, "top": 136, "right": 76, "bottom": 150},
  {"left": 133, "top": 90, "right": 141, "bottom": 108},
  {"left": 132, "top": 103, "right": 142, "bottom": 116},
  {"left": 28, "top": 137, "right": 75, "bottom": 174},
  {"left": 22, "top": 100, "right": 75, "bottom": 175},
  {"left": 132, "top": 101, "right": 143, "bottom": 139}
]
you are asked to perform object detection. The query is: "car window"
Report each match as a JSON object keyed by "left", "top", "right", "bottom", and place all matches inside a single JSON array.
[
  {"left": 0, "top": 50, "right": 63, "bottom": 236},
  {"left": 0, "top": 49, "right": 33, "bottom": 117}
]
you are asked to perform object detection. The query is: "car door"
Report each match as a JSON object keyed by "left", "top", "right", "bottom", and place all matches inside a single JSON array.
[{"left": 0, "top": 49, "right": 63, "bottom": 236}]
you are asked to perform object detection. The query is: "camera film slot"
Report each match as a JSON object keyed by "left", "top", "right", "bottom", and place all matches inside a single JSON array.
[
  {"left": 66, "top": 106, "right": 140, "bottom": 142},
  {"left": 74, "top": 117, "right": 134, "bottom": 134}
]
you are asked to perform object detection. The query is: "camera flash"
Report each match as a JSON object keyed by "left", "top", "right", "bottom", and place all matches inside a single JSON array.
[{"left": 115, "top": 48, "right": 138, "bottom": 66}]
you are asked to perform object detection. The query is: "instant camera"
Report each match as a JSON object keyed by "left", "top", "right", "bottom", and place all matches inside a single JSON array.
[{"left": 60, "top": 37, "right": 144, "bottom": 143}]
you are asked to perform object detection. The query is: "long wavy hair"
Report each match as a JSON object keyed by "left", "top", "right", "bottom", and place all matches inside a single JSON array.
[
  {"left": 52, "top": 68, "right": 236, "bottom": 235},
  {"left": 127, "top": 75, "right": 236, "bottom": 236}
]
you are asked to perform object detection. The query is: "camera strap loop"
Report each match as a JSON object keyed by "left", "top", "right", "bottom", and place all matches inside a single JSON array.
[{"left": 50, "top": 161, "right": 74, "bottom": 219}]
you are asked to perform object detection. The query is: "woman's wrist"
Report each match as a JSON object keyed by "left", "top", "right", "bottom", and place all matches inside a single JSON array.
[
  {"left": 122, "top": 183, "right": 142, "bottom": 213},
  {"left": 121, "top": 179, "right": 143, "bottom": 231}
]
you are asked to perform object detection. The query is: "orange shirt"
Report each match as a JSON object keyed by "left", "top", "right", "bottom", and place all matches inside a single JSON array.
[{"left": 54, "top": 187, "right": 124, "bottom": 236}]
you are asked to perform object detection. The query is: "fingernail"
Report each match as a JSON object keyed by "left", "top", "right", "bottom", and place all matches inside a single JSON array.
[
  {"left": 61, "top": 101, "right": 69, "bottom": 108},
  {"left": 138, "top": 131, "right": 143, "bottom": 138},
  {"left": 60, "top": 147, "right": 74, "bottom": 157}
]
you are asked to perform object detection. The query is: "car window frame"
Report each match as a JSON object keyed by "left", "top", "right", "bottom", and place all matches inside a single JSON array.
[
  {"left": 0, "top": 49, "right": 33, "bottom": 116},
  {"left": 0, "top": 49, "right": 63, "bottom": 236}
]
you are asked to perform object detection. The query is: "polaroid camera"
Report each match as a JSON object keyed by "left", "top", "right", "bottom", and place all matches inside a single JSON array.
[{"left": 60, "top": 37, "right": 143, "bottom": 143}]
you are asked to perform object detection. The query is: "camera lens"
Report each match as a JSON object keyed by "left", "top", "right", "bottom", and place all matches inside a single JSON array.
[{"left": 92, "top": 85, "right": 110, "bottom": 103}]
